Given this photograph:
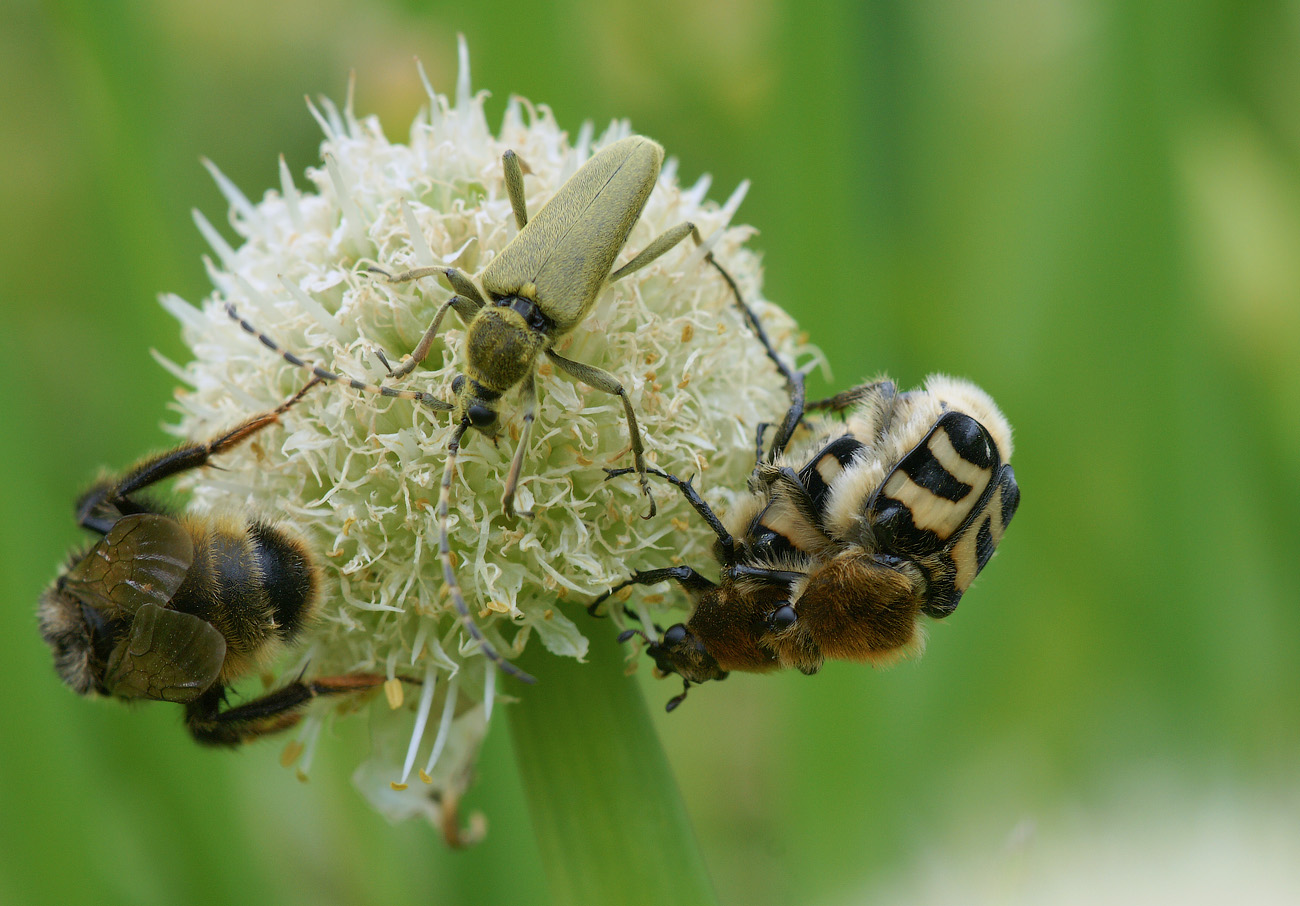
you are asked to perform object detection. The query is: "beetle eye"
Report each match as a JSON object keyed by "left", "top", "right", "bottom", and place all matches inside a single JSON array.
[
  {"left": 466, "top": 405, "right": 496, "bottom": 429},
  {"left": 663, "top": 624, "right": 688, "bottom": 645},
  {"left": 451, "top": 374, "right": 466, "bottom": 395},
  {"left": 769, "top": 604, "right": 797, "bottom": 630}
]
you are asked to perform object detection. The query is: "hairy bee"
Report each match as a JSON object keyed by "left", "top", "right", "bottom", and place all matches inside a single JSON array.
[
  {"left": 39, "top": 380, "right": 387, "bottom": 745},
  {"left": 594, "top": 375, "right": 1019, "bottom": 710}
]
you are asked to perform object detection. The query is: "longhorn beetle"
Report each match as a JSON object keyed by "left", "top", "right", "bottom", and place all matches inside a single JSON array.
[{"left": 226, "top": 135, "right": 789, "bottom": 683}]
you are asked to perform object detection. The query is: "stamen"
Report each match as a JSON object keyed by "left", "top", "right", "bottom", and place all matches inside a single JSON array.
[
  {"left": 191, "top": 208, "right": 236, "bottom": 266},
  {"left": 296, "top": 715, "right": 324, "bottom": 781},
  {"left": 415, "top": 56, "right": 441, "bottom": 130},
  {"left": 324, "top": 154, "right": 367, "bottom": 248},
  {"left": 201, "top": 157, "right": 262, "bottom": 232},
  {"left": 399, "top": 200, "right": 437, "bottom": 268},
  {"left": 277, "top": 275, "right": 348, "bottom": 342},
  {"left": 279, "top": 154, "right": 303, "bottom": 231},
  {"left": 304, "top": 94, "right": 334, "bottom": 141},
  {"left": 422, "top": 672, "right": 460, "bottom": 779},
  {"left": 483, "top": 665, "right": 497, "bottom": 725},
  {"left": 395, "top": 662, "right": 438, "bottom": 788},
  {"left": 455, "top": 34, "right": 471, "bottom": 111}
]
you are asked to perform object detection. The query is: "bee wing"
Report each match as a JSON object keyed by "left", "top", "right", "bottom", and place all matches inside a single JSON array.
[
  {"left": 103, "top": 603, "right": 227, "bottom": 703},
  {"left": 870, "top": 411, "right": 1019, "bottom": 616},
  {"left": 63, "top": 513, "right": 195, "bottom": 617}
]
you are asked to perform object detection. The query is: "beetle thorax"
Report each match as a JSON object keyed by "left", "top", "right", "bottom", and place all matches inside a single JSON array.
[{"left": 464, "top": 303, "right": 548, "bottom": 395}]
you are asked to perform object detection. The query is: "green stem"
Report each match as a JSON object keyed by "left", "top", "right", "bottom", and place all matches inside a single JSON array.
[{"left": 507, "top": 621, "right": 718, "bottom": 906}]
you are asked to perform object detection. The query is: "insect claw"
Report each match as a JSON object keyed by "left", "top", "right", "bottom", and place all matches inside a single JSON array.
[
  {"left": 504, "top": 500, "right": 535, "bottom": 520},
  {"left": 665, "top": 682, "right": 690, "bottom": 712}
]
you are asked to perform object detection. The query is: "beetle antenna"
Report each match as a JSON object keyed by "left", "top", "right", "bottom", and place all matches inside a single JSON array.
[
  {"left": 439, "top": 419, "right": 536, "bottom": 684},
  {"left": 225, "top": 301, "right": 453, "bottom": 411}
]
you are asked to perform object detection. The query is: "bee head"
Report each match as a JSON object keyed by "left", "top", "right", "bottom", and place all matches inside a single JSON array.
[{"left": 38, "top": 570, "right": 115, "bottom": 697}]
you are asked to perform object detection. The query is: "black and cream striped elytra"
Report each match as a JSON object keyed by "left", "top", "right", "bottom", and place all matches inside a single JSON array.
[{"left": 593, "top": 375, "right": 1019, "bottom": 711}]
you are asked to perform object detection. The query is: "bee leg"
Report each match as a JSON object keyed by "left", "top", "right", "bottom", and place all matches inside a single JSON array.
[
  {"left": 762, "top": 368, "right": 806, "bottom": 463},
  {"left": 501, "top": 372, "right": 537, "bottom": 518},
  {"left": 588, "top": 566, "right": 718, "bottom": 617},
  {"left": 439, "top": 419, "right": 537, "bottom": 684},
  {"left": 76, "top": 378, "right": 324, "bottom": 534},
  {"left": 184, "top": 672, "right": 388, "bottom": 747},
  {"left": 604, "top": 466, "right": 735, "bottom": 551},
  {"left": 546, "top": 350, "right": 655, "bottom": 519},
  {"left": 725, "top": 563, "right": 807, "bottom": 588}
]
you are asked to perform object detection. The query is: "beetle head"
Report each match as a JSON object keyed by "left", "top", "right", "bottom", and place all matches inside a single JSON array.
[
  {"left": 449, "top": 373, "right": 502, "bottom": 437},
  {"left": 641, "top": 623, "right": 729, "bottom": 686},
  {"left": 455, "top": 304, "right": 549, "bottom": 437}
]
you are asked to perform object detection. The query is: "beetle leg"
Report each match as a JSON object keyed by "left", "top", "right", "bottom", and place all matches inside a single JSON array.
[
  {"left": 603, "top": 465, "right": 735, "bottom": 552},
  {"left": 609, "top": 221, "right": 807, "bottom": 463},
  {"left": 702, "top": 254, "right": 806, "bottom": 461},
  {"left": 502, "top": 149, "right": 528, "bottom": 230},
  {"left": 545, "top": 349, "right": 655, "bottom": 519},
  {"left": 501, "top": 372, "right": 537, "bottom": 518},
  {"left": 608, "top": 221, "right": 696, "bottom": 283},
  {"left": 369, "top": 266, "right": 486, "bottom": 318},
  {"left": 588, "top": 565, "right": 718, "bottom": 617},
  {"left": 438, "top": 419, "right": 536, "bottom": 684},
  {"left": 378, "top": 293, "right": 473, "bottom": 381}
]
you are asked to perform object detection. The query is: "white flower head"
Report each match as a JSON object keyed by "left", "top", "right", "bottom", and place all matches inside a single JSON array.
[{"left": 158, "top": 38, "right": 818, "bottom": 830}]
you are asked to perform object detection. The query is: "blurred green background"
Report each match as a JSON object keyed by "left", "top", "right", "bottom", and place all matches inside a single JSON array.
[{"left": 4, "top": 1, "right": 1300, "bottom": 904}]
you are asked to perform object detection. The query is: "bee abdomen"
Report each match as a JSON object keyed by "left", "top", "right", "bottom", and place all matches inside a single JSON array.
[{"left": 248, "top": 522, "right": 318, "bottom": 642}]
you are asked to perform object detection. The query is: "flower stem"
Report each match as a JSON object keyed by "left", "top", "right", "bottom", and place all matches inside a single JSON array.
[{"left": 506, "top": 618, "right": 718, "bottom": 906}]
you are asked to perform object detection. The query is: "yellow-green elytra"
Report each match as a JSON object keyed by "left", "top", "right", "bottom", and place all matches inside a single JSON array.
[{"left": 378, "top": 136, "right": 698, "bottom": 518}]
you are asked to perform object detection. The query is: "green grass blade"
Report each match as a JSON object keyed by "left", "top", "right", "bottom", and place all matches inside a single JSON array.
[{"left": 507, "top": 620, "right": 718, "bottom": 906}]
